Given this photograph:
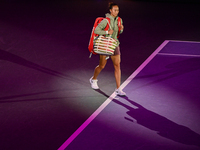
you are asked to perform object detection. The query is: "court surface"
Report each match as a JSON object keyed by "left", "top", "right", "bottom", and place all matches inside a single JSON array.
[
  {"left": 59, "top": 40, "right": 200, "bottom": 150},
  {"left": 0, "top": 1, "right": 200, "bottom": 150}
]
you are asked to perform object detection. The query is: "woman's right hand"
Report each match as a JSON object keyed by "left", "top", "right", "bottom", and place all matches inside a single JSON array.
[{"left": 108, "top": 30, "right": 114, "bottom": 35}]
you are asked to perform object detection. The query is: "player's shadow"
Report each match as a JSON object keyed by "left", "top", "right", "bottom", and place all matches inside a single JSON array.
[
  {"left": 94, "top": 89, "right": 200, "bottom": 147},
  {"left": 113, "top": 96, "right": 200, "bottom": 147}
]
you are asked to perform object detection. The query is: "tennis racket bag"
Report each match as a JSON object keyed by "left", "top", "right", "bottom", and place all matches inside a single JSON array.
[{"left": 88, "top": 17, "right": 121, "bottom": 57}]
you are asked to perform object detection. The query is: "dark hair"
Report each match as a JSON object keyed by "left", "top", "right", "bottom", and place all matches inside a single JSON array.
[{"left": 108, "top": 2, "right": 118, "bottom": 10}]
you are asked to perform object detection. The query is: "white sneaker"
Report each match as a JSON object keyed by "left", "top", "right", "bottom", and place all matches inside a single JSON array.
[
  {"left": 115, "top": 88, "right": 126, "bottom": 96},
  {"left": 89, "top": 77, "right": 99, "bottom": 89}
]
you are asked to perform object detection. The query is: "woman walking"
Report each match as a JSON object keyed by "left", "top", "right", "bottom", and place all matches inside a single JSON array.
[{"left": 90, "top": 2, "right": 126, "bottom": 96}]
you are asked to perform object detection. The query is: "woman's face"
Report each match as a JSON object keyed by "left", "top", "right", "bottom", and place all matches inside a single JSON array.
[{"left": 110, "top": 5, "right": 119, "bottom": 18}]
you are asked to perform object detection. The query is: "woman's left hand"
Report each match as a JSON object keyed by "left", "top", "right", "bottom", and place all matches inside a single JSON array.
[{"left": 119, "top": 25, "right": 124, "bottom": 30}]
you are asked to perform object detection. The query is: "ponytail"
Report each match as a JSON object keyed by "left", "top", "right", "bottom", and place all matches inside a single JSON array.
[{"left": 108, "top": 2, "right": 118, "bottom": 10}]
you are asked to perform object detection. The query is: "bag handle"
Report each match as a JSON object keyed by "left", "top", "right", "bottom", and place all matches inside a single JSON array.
[
  {"left": 105, "top": 18, "right": 112, "bottom": 30},
  {"left": 104, "top": 18, "right": 113, "bottom": 37}
]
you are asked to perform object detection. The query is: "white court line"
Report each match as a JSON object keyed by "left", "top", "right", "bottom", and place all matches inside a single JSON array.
[
  {"left": 166, "top": 40, "right": 200, "bottom": 44},
  {"left": 57, "top": 93, "right": 116, "bottom": 150},
  {"left": 158, "top": 53, "right": 200, "bottom": 57},
  {"left": 120, "top": 40, "right": 169, "bottom": 89},
  {"left": 57, "top": 40, "right": 169, "bottom": 150}
]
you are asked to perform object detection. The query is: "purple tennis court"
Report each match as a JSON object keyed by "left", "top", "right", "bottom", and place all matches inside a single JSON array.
[
  {"left": 0, "top": 0, "right": 200, "bottom": 150},
  {"left": 59, "top": 40, "right": 200, "bottom": 150}
]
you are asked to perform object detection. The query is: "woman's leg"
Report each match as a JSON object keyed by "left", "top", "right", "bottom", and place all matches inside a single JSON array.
[
  {"left": 92, "top": 55, "right": 107, "bottom": 79},
  {"left": 111, "top": 54, "right": 121, "bottom": 89},
  {"left": 90, "top": 55, "right": 107, "bottom": 89},
  {"left": 111, "top": 54, "right": 126, "bottom": 96}
]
